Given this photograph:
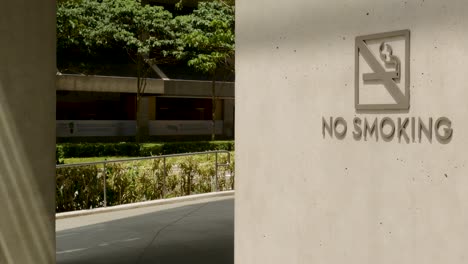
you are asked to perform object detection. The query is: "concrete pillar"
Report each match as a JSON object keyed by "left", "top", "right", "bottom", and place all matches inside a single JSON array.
[
  {"left": 137, "top": 96, "right": 150, "bottom": 136},
  {"left": 0, "top": 1, "right": 56, "bottom": 263},
  {"left": 214, "top": 99, "right": 223, "bottom": 120},
  {"left": 148, "top": 96, "right": 156, "bottom": 120},
  {"left": 236, "top": 1, "right": 468, "bottom": 263},
  {"left": 223, "top": 99, "right": 235, "bottom": 138}
]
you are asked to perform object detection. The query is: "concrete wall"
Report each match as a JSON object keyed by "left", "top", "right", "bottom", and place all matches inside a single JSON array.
[
  {"left": 236, "top": 1, "right": 468, "bottom": 264},
  {"left": 57, "top": 120, "right": 136, "bottom": 137},
  {"left": 57, "top": 120, "right": 224, "bottom": 137},
  {"left": 0, "top": 1, "right": 56, "bottom": 263},
  {"left": 149, "top": 120, "right": 224, "bottom": 136}
]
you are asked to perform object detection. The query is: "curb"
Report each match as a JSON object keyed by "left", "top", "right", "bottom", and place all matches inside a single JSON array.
[{"left": 56, "top": 191, "right": 235, "bottom": 220}]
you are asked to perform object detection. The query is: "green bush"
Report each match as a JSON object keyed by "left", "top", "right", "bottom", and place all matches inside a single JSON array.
[
  {"left": 160, "top": 141, "right": 234, "bottom": 154},
  {"left": 197, "top": 161, "right": 215, "bottom": 193},
  {"left": 58, "top": 141, "right": 234, "bottom": 158},
  {"left": 56, "top": 165, "right": 104, "bottom": 212},
  {"left": 56, "top": 135, "right": 228, "bottom": 144},
  {"left": 60, "top": 142, "right": 141, "bottom": 158},
  {"left": 56, "top": 147, "right": 65, "bottom": 164},
  {"left": 140, "top": 144, "right": 164, "bottom": 156},
  {"left": 55, "top": 152, "right": 235, "bottom": 213},
  {"left": 178, "top": 156, "right": 199, "bottom": 195}
]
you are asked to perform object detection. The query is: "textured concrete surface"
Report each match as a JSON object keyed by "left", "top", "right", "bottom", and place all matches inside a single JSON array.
[
  {"left": 56, "top": 197, "right": 234, "bottom": 264},
  {"left": 236, "top": 0, "right": 468, "bottom": 263},
  {"left": 0, "top": 1, "right": 56, "bottom": 263}
]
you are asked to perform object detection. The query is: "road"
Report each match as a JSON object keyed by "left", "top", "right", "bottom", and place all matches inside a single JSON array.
[{"left": 56, "top": 196, "right": 234, "bottom": 264}]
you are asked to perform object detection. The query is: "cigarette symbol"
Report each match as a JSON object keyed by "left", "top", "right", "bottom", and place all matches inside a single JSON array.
[
  {"left": 363, "top": 42, "right": 400, "bottom": 82},
  {"left": 355, "top": 30, "right": 410, "bottom": 110}
]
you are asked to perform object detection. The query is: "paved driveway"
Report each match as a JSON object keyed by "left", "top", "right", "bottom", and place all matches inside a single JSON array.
[{"left": 56, "top": 197, "right": 234, "bottom": 264}]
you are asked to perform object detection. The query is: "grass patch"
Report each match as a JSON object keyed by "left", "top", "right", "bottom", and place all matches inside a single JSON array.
[{"left": 63, "top": 156, "right": 131, "bottom": 164}]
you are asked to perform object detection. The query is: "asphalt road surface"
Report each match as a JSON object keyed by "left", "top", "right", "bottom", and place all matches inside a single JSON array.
[{"left": 56, "top": 197, "right": 234, "bottom": 264}]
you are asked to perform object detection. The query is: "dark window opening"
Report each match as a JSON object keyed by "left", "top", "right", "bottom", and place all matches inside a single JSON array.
[
  {"left": 156, "top": 97, "right": 212, "bottom": 120},
  {"left": 56, "top": 91, "right": 136, "bottom": 120}
]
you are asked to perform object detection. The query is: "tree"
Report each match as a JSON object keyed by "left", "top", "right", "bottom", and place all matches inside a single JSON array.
[
  {"left": 172, "top": 0, "right": 235, "bottom": 140},
  {"left": 57, "top": 0, "right": 101, "bottom": 51},
  {"left": 57, "top": 0, "right": 174, "bottom": 142}
]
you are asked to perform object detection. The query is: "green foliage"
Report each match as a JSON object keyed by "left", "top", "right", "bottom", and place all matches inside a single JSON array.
[
  {"left": 56, "top": 153, "right": 235, "bottom": 212},
  {"left": 58, "top": 142, "right": 141, "bottom": 158},
  {"left": 57, "top": 0, "right": 174, "bottom": 55},
  {"left": 56, "top": 0, "right": 99, "bottom": 50},
  {"left": 172, "top": 0, "right": 235, "bottom": 74},
  {"left": 56, "top": 147, "right": 65, "bottom": 165},
  {"left": 213, "top": 152, "right": 232, "bottom": 190},
  {"left": 139, "top": 143, "right": 164, "bottom": 156},
  {"left": 56, "top": 135, "right": 230, "bottom": 144},
  {"left": 178, "top": 156, "right": 198, "bottom": 195},
  {"left": 56, "top": 165, "right": 104, "bottom": 211},
  {"left": 197, "top": 160, "right": 215, "bottom": 193},
  {"left": 58, "top": 141, "right": 234, "bottom": 158},
  {"left": 160, "top": 141, "right": 234, "bottom": 154}
]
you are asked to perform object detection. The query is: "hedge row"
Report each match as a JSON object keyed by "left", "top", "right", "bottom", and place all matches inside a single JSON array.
[
  {"left": 56, "top": 135, "right": 233, "bottom": 144},
  {"left": 56, "top": 154, "right": 235, "bottom": 212},
  {"left": 56, "top": 141, "right": 234, "bottom": 160}
]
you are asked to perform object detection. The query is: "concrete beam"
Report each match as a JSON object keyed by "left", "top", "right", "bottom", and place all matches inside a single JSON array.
[
  {"left": 56, "top": 74, "right": 165, "bottom": 94},
  {"left": 163, "top": 79, "right": 234, "bottom": 98},
  {"left": 56, "top": 74, "right": 235, "bottom": 98}
]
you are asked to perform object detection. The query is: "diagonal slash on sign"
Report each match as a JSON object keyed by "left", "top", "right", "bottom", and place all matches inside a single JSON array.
[{"left": 357, "top": 39, "right": 406, "bottom": 105}]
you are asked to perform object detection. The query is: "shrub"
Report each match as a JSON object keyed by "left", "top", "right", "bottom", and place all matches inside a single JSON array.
[
  {"left": 58, "top": 141, "right": 234, "bottom": 158},
  {"left": 178, "top": 156, "right": 199, "bottom": 195},
  {"left": 60, "top": 142, "right": 141, "bottom": 158},
  {"left": 160, "top": 141, "right": 234, "bottom": 154},
  {"left": 197, "top": 161, "right": 215, "bottom": 193},
  {"left": 56, "top": 152, "right": 235, "bottom": 212},
  {"left": 56, "top": 165, "right": 104, "bottom": 212},
  {"left": 140, "top": 144, "right": 164, "bottom": 156},
  {"left": 56, "top": 147, "right": 65, "bottom": 164}
]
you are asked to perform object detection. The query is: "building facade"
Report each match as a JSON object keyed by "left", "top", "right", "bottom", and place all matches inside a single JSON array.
[{"left": 56, "top": 74, "right": 234, "bottom": 139}]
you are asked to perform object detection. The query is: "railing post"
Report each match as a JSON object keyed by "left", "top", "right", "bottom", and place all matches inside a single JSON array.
[
  {"left": 215, "top": 152, "right": 218, "bottom": 192},
  {"left": 162, "top": 157, "right": 166, "bottom": 199},
  {"left": 103, "top": 161, "right": 107, "bottom": 207}
]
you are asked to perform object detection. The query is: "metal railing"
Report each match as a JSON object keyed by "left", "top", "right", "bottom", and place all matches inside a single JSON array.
[{"left": 56, "top": 150, "right": 232, "bottom": 212}]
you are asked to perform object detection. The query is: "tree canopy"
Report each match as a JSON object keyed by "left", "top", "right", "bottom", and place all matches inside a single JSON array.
[
  {"left": 172, "top": 1, "right": 235, "bottom": 75},
  {"left": 57, "top": 0, "right": 235, "bottom": 75},
  {"left": 57, "top": 0, "right": 174, "bottom": 56}
]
